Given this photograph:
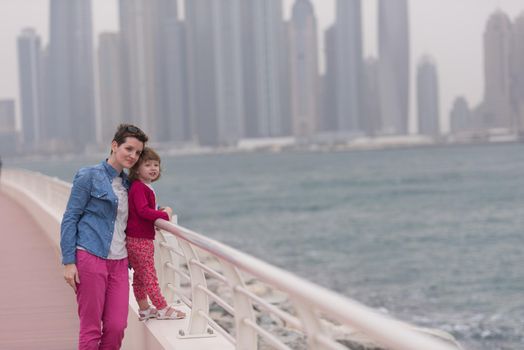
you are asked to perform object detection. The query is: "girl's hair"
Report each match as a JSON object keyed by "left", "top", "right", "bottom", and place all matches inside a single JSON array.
[
  {"left": 111, "top": 124, "right": 148, "bottom": 154},
  {"left": 129, "top": 147, "right": 162, "bottom": 182}
]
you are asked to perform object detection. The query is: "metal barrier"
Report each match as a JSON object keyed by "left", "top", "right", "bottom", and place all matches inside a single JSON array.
[{"left": 2, "top": 169, "right": 461, "bottom": 350}]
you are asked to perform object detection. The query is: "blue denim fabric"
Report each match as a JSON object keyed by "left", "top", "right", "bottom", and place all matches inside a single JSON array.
[{"left": 60, "top": 161, "right": 130, "bottom": 265}]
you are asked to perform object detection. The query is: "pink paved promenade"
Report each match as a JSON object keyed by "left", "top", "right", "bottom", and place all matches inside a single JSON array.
[{"left": 0, "top": 192, "right": 78, "bottom": 349}]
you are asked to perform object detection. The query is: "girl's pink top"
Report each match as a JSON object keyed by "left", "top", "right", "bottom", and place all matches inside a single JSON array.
[{"left": 126, "top": 180, "right": 169, "bottom": 239}]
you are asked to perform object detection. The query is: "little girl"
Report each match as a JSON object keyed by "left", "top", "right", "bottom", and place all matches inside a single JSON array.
[{"left": 127, "top": 147, "right": 186, "bottom": 320}]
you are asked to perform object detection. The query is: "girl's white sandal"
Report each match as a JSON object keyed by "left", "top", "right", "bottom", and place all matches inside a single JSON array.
[
  {"left": 156, "top": 306, "right": 186, "bottom": 320},
  {"left": 138, "top": 306, "right": 158, "bottom": 321}
]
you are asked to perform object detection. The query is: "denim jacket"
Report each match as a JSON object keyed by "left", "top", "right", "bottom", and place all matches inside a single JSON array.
[{"left": 60, "top": 161, "right": 130, "bottom": 264}]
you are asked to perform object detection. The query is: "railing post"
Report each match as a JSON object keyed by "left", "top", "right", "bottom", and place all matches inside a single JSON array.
[
  {"left": 293, "top": 299, "right": 330, "bottom": 350},
  {"left": 154, "top": 231, "right": 178, "bottom": 304},
  {"left": 220, "top": 260, "right": 257, "bottom": 350},
  {"left": 170, "top": 215, "right": 181, "bottom": 293},
  {"left": 178, "top": 240, "right": 209, "bottom": 336}
]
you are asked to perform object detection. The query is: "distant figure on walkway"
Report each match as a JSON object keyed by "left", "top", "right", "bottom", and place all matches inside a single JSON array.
[
  {"left": 60, "top": 124, "right": 148, "bottom": 350},
  {"left": 126, "top": 147, "right": 186, "bottom": 320}
]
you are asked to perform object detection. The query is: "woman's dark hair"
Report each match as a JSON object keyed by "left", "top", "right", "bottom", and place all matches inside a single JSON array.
[
  {"left": 112, "top": 123, "right": 148, "bottom": 148},
  {"left": 129, "top": 147, "right": 162, "bottom": 182}
]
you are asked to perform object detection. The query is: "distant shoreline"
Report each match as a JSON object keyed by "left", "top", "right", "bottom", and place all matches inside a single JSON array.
[{"left": 4, "top": 136, "right": 523, "bottom": 163}]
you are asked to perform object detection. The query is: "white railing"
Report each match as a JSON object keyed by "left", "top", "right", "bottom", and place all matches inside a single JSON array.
[
  {"left": 2, "top": 168, "right": 72, "bottom": 224},
  {"left": 1, "top": 169, "right": 462, "bottom": 350}
]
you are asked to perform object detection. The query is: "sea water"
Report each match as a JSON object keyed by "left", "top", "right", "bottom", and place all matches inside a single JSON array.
[{"left": 10, "top": 143, "right": 524, "bottom": 349}]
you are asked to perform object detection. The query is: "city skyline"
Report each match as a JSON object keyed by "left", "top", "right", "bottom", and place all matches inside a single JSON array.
[{"left": 1, "top": 0, "right": 523, "bottom": 135}]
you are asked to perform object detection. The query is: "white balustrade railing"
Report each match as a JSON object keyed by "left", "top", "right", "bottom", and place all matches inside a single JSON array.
[
  {"left": 3, "top": 168, "right": 72, "bottom": 222},
  {"left": 1, "top": 169, "right": 462, "bottom": 350}
]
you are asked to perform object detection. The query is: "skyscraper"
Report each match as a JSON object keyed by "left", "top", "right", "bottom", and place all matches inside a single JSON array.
[
  {"left": 322, "top": 25, "right": 338, "bottom": 132},
  {"left": 185, "top": 0, "right": 244, "bottom": 146},
  {"left": 482, "top": 10, "right": 514, "bottom": 130},
  {"left": 289, "top": 0, "right": 319, "bottom": 137},
  {"left": 511, "top": 13, "right": 524, "bottom": 132},
  {"left": 213, "top": 0, "right": 245, "bottom": 145},
  {"left": 416, "top": 56, "right": 440, "bottom": 137},
  {"left": 119, "top": 0, "right": 159, "bottom": 137},
  {"left": 48, "top": 0, "right": 96, "bottom": 151},
  {"left": 17, "top": 28, "right": 44, "bottom": 150},
  {"left": 0, "top": 99, "right": 18, "bottom": 155},
  {"left": 334, "top": 0, "right": 363, "bottom": 134},
  {"left": 240, "top": 1, "right": 257, "bottom": 138},
  {"left": 378, "top": 0, "right": 410, "bottom": 135},
  {"left": 280, "top": 21, "right": 293, "bottom": 137},
  {"left": 450, "top": 97, "right": 471, "bottom": 134},
  {"left": 241, "top": 0, "right": 288, "bottom": 138},
  {"left": 98, "top": 33, "right": 123, "bottom": 143},
  {"left": 0, "top": 100, "right": 16, "bottom": 133},
  {"left": 363, "top": 57, "right": 381, "bottom": 136},
  {"left": 154, "top": 0, "right": 188, "bottom": 143},
  {"left": 185, "top": 1, "right": 216, "bottom": 146}
]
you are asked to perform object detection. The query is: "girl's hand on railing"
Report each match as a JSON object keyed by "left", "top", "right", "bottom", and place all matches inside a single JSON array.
[{"left": 160, "top": 206, "right": 173, "bottom": 221}]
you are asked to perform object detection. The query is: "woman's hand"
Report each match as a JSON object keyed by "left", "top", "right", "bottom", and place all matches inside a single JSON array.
[{"left": 64, "top": 264, "right": 80, "bottom": 293}]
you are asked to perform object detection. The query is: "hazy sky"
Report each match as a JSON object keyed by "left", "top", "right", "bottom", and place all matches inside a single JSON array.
[{"left": 1, "top": 0, "right": 523, "bottom": 133}]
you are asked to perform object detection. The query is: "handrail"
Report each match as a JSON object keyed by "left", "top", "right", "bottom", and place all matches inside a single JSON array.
[
  {"left": 1, "top": 169, "right": 462, "bottom": 350},
  {"left": 154, "top": 219, "right": 460, "bottom": 350}
]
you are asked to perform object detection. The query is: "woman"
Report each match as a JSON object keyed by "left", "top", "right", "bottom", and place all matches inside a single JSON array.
[{"left": 61, "top": 124, "right": 148, "bottom": 349}]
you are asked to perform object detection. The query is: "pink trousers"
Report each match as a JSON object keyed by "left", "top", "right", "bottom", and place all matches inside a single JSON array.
[
  {"left": 76, "top": 249, "right": 129, "bottom": 350},
  {"left": 126, "top": 237, "right": 167, "bottom": 310}
]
